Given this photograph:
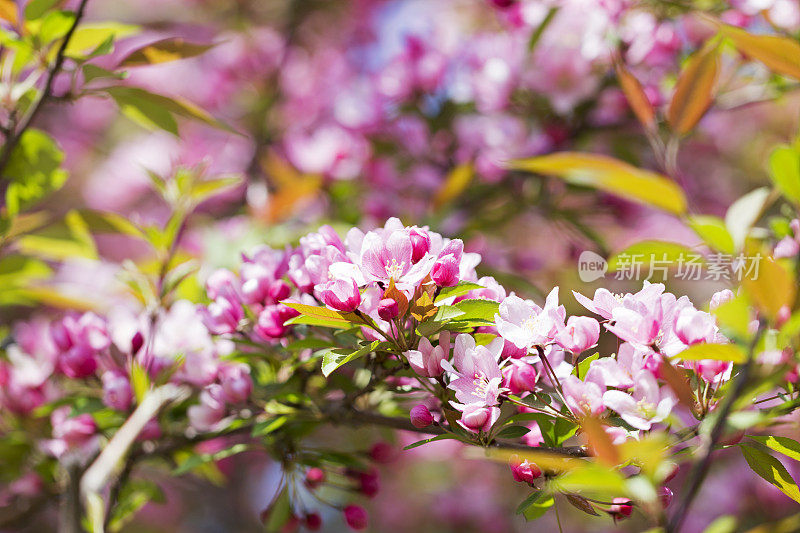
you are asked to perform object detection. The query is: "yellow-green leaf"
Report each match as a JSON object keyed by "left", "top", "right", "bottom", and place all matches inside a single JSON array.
[
  {"left": 509, "top": 152, "right": 687, "bottom": 214},
  {"left": 674, "top": 343, "right": 746, "bottom": 364},
  {"left": 742, "top": 256, "right": 795, "bottom": 321},
  {"left": 741, "top": 444, "right": 800, "bottom": 503},
  {"left": 749, "top": 435, "right": 800, "bottom": 462},
  {"left": 770, "top": 145, "right": 800, "bottom": 206},
  {"left": 280, "top": 301, "right": 363, "bottom": 326},
  {"left": 688, "top": 215, "right": 735, "bottom": 254},
  {"left": 668, "top": 39, "right": 720, "bottom": 135},
  {"left": 725, "top": 187, "right": 772, "bottom": 251},
  {"left": 433, "top": 162, "right": 472, "bottom": 208}
]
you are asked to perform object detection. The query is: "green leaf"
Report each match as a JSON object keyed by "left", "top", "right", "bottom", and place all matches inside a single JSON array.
[
  {"left": 607, "top": 240, "right": 704, "bottom": 272},
  {"left": 702, "top": 515, "right": 737, "bottom": 533},
  {"left": 495, "top": 425, "right": 530, "bottom": 439},
  {"left": 24, "top": 0, "right": 60, "bottom": 20},
  {"left": 119, "top": 38, "right": 215, "bottom": 67},
  {"left": 37, "top": 10, "right": 74, "bottom": 44},
  {"left": 130, "top": 361, "right": 150, "bottom": 404},
  {"left": 77, "top": 209, "right": 145, "bottom": 239},
  {"left": 281, "top": 301, "right": 363, "bottom": 328},
  {"left": 16, "top": 209, "right": 97, "bottom": 261},
  {"left": 741, "top": 444, "right": 800, "bottom": 503},
  {"left": 190, "top": 175, "right": 242, "bottom": 203},
  {"left": 516, "top": 491, "right": 554, "bottom": 521},
  {"left": 403, "top": 433, "right": 462, "bottom": 450},
  {"left": 107, "top": 480, "right": 164, "bottom": 532},
  {"left": 64, "top": 22, "right": 138, "bottom": 57},
  {"left": 452, "top": 298, "right": 500, "bottom": 322},
  {"left": 509, "top": 152, "right": 687, "bottom": 215},
  {"left": 434, "top": 281, "right": 485, "bottom": 303},
  {"left": 687, "top": 215, "right": 735, "bottom": 254},
  {"left": 574, "top": 353, "right": 599, "bottom": 379},
  {"left": 416, "top": 305, "right": 466, "bottom": 337},
  {"left": 173, "top": 443, "right": 251, "bottom": 476},
  {"left": 251, "top": 416, "right": 287, "bottom": 438},
  {"left": 551, "top": 463, "right": 629, "bottom": 497},
  {"left": 712, "top": 295, "right": 753, "bottom": 341},
  {"left": 0, "top": 254, "right": 52, "bottom": 287},
  {"left": 725, "top": 187, "right": 772, "bottom": 251},
  {"left": 320, "top": 340, "right": 387, "bottom": 377},
  {"left": 81, "top": 64, "right": 125, "bottom": 83},
  {"left": 674, "top": 343, "right": 746, "bottom": 364},
  {"left": 749, "top": 435, "right": 800, "bottom": 462},
  {"left": 770, "top": 145, "right": 800, "bottom": 206},
  {"left": 4, "top": 129, "right": 68, "bottom": 216}
]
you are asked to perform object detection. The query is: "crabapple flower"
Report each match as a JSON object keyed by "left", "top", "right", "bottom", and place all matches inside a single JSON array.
[
  {"left": 318, "top": 278, "right": 361, "bottom": 313},
  {"left": 602, "top": 371, "right": 676, "bottom": 430},
  {"left": 405, "top": 332, "right": 450, "bottom": 377},
  {"left": 408, "top": 227, "right": 431, "bottom": 262},
  {"left": 509, "top": 454, "right": 542, "bottom": 483},
  {"left": 200, "top": 295, "right": 244, "bottom": 335},
  {"left": 219, "top": 364, "right": 253, "bottom": 404},
  {"left": 410, "top": 404, "right": 434, "bottom": 428},
  {"left": 59, "top": 345, "right": 98, "bottom": 379},
  {"left": 555, "top": 316, "right": 600, "bottom": 353},
  {"left": 454, "top": 402, "right": 500, "bottom": 433},
  {"left": 561, "top": 375, "right": 605, "bottom": 417},
  {"left": 442, "top": 334, "right": 506, "bottom": 406},
  {"left": 102, "top": 371, "right": 133, "bottom": 411},
  {"left": 674, "top": 307, "right": 717, "bottom": 346},
  {"left": 431, "top": 239, "right": 464, "bottom": 287},
  {"left": 495, "top": 288, "right": 565, "bottom": 350},
  {"left": 357, "top": 228, "right": 435, "bottom": 287},
  {"left": 709, "top": 289, "right": 735, "bottom": 310},
  {"left": 43, "top": 407, "right": 98, "bottom": 458},
  {"left": 503, "top": 359, "right": 538, "bottom": 394},
  {"left": 188, "top": 384, "right": 227, "bottom": 432}
]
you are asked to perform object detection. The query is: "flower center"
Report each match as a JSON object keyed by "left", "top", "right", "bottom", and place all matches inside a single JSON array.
[
  {"left": 385, "top": 258, "right": 405, "bottom": 280},
  {"left": 472, "top": 371, "right": 491, "bottom": 400}
]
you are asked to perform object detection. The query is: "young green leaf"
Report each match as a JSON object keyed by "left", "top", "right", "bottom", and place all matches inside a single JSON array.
[{"left": 740, "top": 444, "right": 800, "bottom": 503}]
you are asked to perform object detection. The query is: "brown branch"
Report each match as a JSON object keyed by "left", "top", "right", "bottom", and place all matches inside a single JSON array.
[{"left": 0, "top": 0, "right": 90, "bottom": 178}]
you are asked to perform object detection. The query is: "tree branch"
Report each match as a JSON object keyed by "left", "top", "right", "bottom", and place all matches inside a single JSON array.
[{"left": 0, "top": 0, "right": 90, "bottom": 178}]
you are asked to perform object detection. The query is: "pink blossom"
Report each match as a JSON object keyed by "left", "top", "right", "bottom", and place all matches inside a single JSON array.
[
  {"left": 356, "top": 228, "right": 435, "bottom": 287},
  {"left": 602, "top": 371, "right": 676, "bottom": 430},
  {"left": 199, "top": 295, "right": 244, "bottom": 335},
  {"left": 562, "top": 375, "right": 605, "bottom": 417},
  {"left": 495, "top": 288, "right": 565, "bottom": 349},
  {"left": 555, "top": 316, "right": 600, "bottom": 353},
  {"left": 59, "top": 345, "right": 98, "bottom": 379},
  {"left": 102, "top": 371, "right": 133, "bottom": 411},
  {"left": 405, "top": 331, "right": 450, "bottom": 378},
  {"left": 318, "top": 278, "right": 361, "bottom": 313},
  {"left": 219, "top": 364, "right": 253, "bottom": 404},
  {"left": 454, "top": 402, "right": 500, "bottom": 433},
  {"left": 709, "top": 289, "right": 734, "bottom": 310},
  {"left": 431, "top": 253, "right": 461, "bottom": 287},
  {"left": 674, "top": 307, "right": 717, "bottom": 345},
  {"left": 187, "top": 384, "right": 227, "bottom": 432},
  {"left": 442, "top": 334, "right": 506, "bottom": 406},
  {"left": 502, "top": 359, "right": 538, "bottom": 394}
]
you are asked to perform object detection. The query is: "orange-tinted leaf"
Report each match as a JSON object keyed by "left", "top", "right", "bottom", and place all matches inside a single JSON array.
[
  {"left": 433, "top": 163, "right": 472, "bottom": 208},
  {"left": 384, "top": 279, "right": 409, "bottom": 318},
  {"left": 722, "top": 24, "right": 800, "bottom": 80},
  {"left": 0, "top": 0, "right": 17, "bottom": 26},
  {"left": 410, "top": 291, "right": 437, "bottom": 322},
  {"left": 579, "top": 416, "right": 619, "bottom": 466},
  {"left": 615, "top": 62, "right": 655, "bottom": 129},
  {"left": 120, "top": 38, "right": 215, "bottom": 67},
  {"left": 659, "top": 358, "right": 696, "bottom": 412},
  {"left": 742, "top": 256, "right": 796, "bottom": 321},
  {"left": 668, "top": 39, "right": 720, "bottom": 135}
]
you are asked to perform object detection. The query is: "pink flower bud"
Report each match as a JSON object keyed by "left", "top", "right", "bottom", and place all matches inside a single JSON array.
[
  {"left": 219, "top": 365, "right": 253, "bottom": 404},
  {"left": 608, "top": 498, "right": 633, "bottom": 520},
  {"left": 409, "top": 227, "right": 431, "bottom": 263},
  {"left": 556, "top": 316, "right": 600, "bottom": 353},
  {"left": 200, "top": 296, "right": 244, "bottom": 335},
  {"left": 254, "top": 305, "right": 290, "bottom": 339},
  {"left": 304, "top": 512, "right": 322, "bottom": 531},
  {"left": 102, "top": 371, "right": 132, "bottom": 411},
  {"left": 305, "top": 467, "right": 326, "bottom": 488},
  {"left": 268, "top": 280, "right": 292, "bottom": 302},
  {"left": 457, "top": 404, "right": 498, "bottom": 433},
  {"left": 431, "top": 254, "right": 460, "bottom": 287},
  {"left": 658, "top": 486, "right": 673, "bottom": 508},
  {"left": 674, "top": 308, "right": 716, "bottom": 346},
  {"left": 59, "top": 345, "right": 97, "bottom": 378},
  {"left": 503, "top": 360, "right": 538, "bottom": 394},
  {"left": 343, "top": 505, "right": 368, "bottom": 530},
  {"left": 137, "top": 419, "right": 162, "bottom": 441},
  {"left": 51, "top": 321, "right": 73, "bottom": 351},
  {"left": 131, "top": 331, "right": 144, "bottom": 356},
  {"left": 369, "top": 442, "right": 398, "bottom": 463},
  {"left": 357, "top": 469, "right": 380, "bottom": 497},
  {"left": 318, "top": 278, "right": 361, "bottom": 313},
  {"left": 410, "top": 404, "right": 434, "bottom": 428},
  {"left": 709, "top": 289, "right": 734, "bottom": 311},
  {"left": 509, "top": 454, "right": 542, "bottom": 483},
  {"left": 377, "top": 298, "right": 399, "bottom": 321}
]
